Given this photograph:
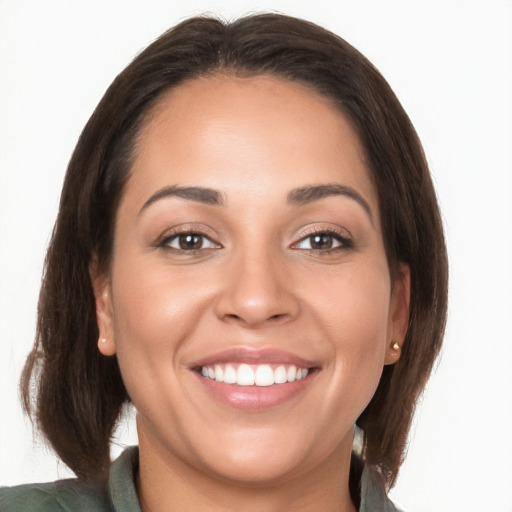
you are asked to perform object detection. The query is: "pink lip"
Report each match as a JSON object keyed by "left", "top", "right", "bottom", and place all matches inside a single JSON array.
[
  {"left": 189, "top": 347, "right": 317, "bottom": 369},
  {"left": 196, "top": 374, "right": 315, "bottom": 410},
  {"left": 189, "top": 348, "right": 319, "bottom": 411}
]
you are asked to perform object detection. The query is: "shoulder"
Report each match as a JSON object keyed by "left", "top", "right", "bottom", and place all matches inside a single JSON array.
[
  {"left": 0, "top": 479, "right": 111, "bottom": 512},
  {"left": 359, "top": 462, "right": 405, "bottom": 512},
  {"left": 0, "top": 447, "right": 140, "bottom": 512}
]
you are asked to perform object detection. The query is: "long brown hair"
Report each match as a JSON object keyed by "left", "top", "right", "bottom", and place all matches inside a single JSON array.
[{"left": 21, "top": 13, "right": 448, "bottom": 486}]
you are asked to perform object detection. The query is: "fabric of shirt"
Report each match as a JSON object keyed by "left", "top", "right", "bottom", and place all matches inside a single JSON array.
[{"left": 0, "top": 447, "right": 402, "bottom": 511}]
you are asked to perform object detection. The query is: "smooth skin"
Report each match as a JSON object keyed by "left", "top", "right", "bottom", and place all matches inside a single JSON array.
[{"left": 92, "top": 75, "right": 410, "bottom": 512}]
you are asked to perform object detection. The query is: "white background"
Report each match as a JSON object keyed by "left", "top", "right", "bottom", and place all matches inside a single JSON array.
[{"left": 1, "top": 1, "right": 511, "bottom": 511}]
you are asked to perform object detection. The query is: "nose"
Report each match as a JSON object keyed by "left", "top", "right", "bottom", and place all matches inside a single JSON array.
[{"left": 214, "top": 247, "right": 300, "bottom": 328}]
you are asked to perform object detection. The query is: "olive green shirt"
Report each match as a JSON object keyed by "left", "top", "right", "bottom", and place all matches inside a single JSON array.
[{"left": 0, "top": 447, "right": 402, "bottom": 511}]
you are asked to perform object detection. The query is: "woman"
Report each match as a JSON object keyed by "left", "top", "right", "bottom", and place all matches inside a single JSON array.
[{"left": 0, "top": 13, "right": 447, "bottom": 512}]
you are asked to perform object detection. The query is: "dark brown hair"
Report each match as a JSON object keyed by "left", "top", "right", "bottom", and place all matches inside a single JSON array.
[{"left": 21, "top": 13, "right": 448, "bottom": 486}]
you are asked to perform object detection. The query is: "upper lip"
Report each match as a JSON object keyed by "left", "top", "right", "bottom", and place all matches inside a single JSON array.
[{"left": 189, "top": 348, "right": 318, "bottom": 369}]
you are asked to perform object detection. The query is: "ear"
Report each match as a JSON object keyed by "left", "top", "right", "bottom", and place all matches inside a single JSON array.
[
  {"left": 89, "top": 260, "right": 116, "bottom": 357},
  {"left": 385, "top": 263, "right": 411, "bottom": 365}
]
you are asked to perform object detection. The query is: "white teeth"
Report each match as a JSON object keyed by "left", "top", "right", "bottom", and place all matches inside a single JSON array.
[
  {"left": 214, "top": 364, "right": 224, "bottom": 382},
  {"left": 255, "top": 365, "right": 274, "bottom": 386},
  {"left": 200, "top": 363, "right": 310, "bottom": 386},
  {"left": 237, "top": 364, "right": 255, "bottom": 386},
  {"left": 287, "top": 365, "right": 297, "bottom": 382},
  {"left": 274, "top": 365, "right": 287, "bottom": 384},
  {"left": 223, "top": 364, "right": 237, "bottom": 384}
]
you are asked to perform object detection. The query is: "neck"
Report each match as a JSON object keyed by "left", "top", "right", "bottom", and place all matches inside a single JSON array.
[{"left": 136, "top": 429, "right": 357, "bottom": 512}]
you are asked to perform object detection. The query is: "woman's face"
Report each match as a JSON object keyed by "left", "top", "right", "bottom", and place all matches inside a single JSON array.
[{"left": 94, "top": 75, "right": 409, "bottom": 484}]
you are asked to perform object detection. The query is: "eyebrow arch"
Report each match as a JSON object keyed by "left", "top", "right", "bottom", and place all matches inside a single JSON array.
[
  {"left": 139, "top": 185, "right": 225, "bottom": 214},
  {"left": 287, "top": 184, "right": 373, "bottom": 222}
]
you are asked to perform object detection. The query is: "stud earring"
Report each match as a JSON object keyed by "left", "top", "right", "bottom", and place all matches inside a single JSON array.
[
  {"left": 391, "top": 341, "right": 400, "bottom": 351},
  {"left": 100, "top": 337, "right": 107, "bottom": 344}
]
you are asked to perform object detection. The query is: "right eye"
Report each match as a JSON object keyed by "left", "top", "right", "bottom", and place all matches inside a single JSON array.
[{"left": 162, "top": 232, "right": 220, "bottom": 252}]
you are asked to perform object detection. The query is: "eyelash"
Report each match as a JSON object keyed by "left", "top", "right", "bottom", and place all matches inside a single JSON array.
[
  {"left": 158, "top": 229, "right": 220, "bottom": 254},
  {"left": 292, "top": 228, "right": 353, "bottom": 253},
  {"left": 158, "top": 227, "right": 352, "bottom": 255}
]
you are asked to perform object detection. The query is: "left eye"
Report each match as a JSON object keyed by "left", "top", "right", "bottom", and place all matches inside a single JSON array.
[
  {"left": 164, "top": 233, "right": 219, "bottom": 251},
  {"left": 294, "top": 233, "right": 347, "bottom": 250}
]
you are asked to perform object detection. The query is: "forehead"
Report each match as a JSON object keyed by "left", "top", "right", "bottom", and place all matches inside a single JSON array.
[{"left": 124, "top": 74, "right": 377, "bottom": 213}]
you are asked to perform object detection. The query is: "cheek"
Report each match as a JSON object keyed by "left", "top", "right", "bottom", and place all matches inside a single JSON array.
[
  {"left": 109, "top": 260, "right": 211, "bottom": 381},
  {"left": 312, "top": 265, "right": 391, "bottom": 406},
  {"left": 315, "top": 262, "right": 391, "bottom": 346},
  {"left": 113, "top": 255, "right": 206, "bottom": 328}
]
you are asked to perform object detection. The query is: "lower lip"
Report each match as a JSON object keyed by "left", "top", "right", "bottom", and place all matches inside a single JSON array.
[{"left": 194, "top": 372, "right": 315, "bottom": 410}]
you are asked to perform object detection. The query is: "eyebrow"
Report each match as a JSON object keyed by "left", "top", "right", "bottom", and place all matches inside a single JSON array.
[
  {"left": 139, "top": 185, "right": 225, "bottom": 214},
  {"left": 287, "top": 184, "right": 373, "bottom": 222},
  {"left": 139, "top": 183, "right": 373, "bottom": 222}
]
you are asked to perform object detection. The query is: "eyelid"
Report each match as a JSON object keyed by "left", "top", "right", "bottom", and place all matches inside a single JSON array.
[
  {"left": 157, "top": 225, "right": 222, "bottom": 251},
  {"left": 291, "top": 225, "right": 353, "bottom": 250}
]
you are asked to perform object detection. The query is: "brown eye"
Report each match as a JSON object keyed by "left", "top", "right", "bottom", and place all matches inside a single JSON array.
[
  {"left": 164, "top": 233, "right": 219, "bottom": 251},
  {"left": 178, "top": 234, "right": 203, "bottom": 250},
  {"left": 309, "top": 234, "right": 334, "bottom": 249},
  {"left": 294, "top": 233, "right": 349, "bottom": 251},
  {"left": 294, "top": 232, "right": 349, "bottom": 251}
]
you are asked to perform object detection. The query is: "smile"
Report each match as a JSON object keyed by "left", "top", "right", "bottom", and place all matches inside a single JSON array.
[
  {"left": 190, "top": 348, "right": 318, "bottom": 409},
  {"left": 200, "top": 363, "right": 310, "bottom": 386}
]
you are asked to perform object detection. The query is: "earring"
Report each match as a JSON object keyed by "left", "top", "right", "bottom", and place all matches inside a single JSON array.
[
  {"left": 100, "top": 337, "right": 107, "bottom": 344},
  {"left": 391, "top": 341, "right": 400, "bottom": 351}
]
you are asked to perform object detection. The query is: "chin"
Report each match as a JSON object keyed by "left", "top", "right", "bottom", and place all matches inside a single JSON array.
[{"left": 199, "top": 451, "right": 312, "bottom": 486}]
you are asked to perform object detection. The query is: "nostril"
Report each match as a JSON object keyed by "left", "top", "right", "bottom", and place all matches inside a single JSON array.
[
  {"left": 214, "top": 282, "right": 300, "bottom": 327},
  {"left": 222, "top": 311, "right": 289, "bottom": 326}
]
